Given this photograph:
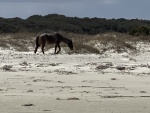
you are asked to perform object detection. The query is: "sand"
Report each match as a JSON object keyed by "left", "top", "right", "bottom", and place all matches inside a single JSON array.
[{"left": 0, "top": 48, "right": 150, "bottom": 113}]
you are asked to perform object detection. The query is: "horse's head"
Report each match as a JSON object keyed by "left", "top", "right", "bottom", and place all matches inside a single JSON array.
[{"left": 68, "top": 40, "right": 73, "bottom": 50}]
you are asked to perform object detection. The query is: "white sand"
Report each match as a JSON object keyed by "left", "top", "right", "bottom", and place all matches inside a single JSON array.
[{"left": 0, "top": 48, "right": 150, "bottom": 113}]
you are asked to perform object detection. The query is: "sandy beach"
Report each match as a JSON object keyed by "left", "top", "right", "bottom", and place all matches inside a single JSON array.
[{"left": 0, "top": 47, "right": 150, "bottom": 113}]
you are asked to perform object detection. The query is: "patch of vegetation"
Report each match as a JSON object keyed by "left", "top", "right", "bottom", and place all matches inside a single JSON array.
[
  {"left": 20, "top": 61, "right": 28, "bottom": 66},
  {"left": 1, "top": 65, "right": 13, "bottom": 71},
  {"left": 96, "top": 62, "right": 113, "bottom": 70},
  {"left": 0, "top": 32, "right": 35, "bottom": 51},
  {"left": 54, "top": 69, "right": 77, "bottom": 75},
  {"left": 22, "top": 103, "right": 35, "bottom": 107},
  {"left": 130, "top": 26, "right": 150, "bottom": 36}
]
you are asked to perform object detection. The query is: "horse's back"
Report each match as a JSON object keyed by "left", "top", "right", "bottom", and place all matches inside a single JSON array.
[{"left": 40, "top": 33, "right": 57, "bottom": 44}]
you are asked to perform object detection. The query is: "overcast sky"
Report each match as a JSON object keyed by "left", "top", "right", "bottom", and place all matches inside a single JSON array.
[{"left": 0, "top": 0, "right": 149, "bottom": 20}]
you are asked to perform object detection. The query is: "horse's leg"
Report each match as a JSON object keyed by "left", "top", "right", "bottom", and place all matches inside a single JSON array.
[
  {"left": 41, "top": 45, "right": 45, "bottom": 54},
  {"left": 34, "top": 36, "right": 40, "bottom": 54},
  {"left": 34, "top": 46, "right": 39, "bottom": 54},
  {"left": 56, "top": 45, "right": 61, "bottom": 54},
  {"left": 41, "top": 43, "right": 45, "bottom": 54},
  {"left": 40, "top": 37, "right": 46, "bottom": 54},
  {"left": 54, "top": 44, "right": 58, "bottom": 54}
]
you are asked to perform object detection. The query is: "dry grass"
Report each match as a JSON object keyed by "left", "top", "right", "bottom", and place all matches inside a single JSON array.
[
  {"left": 61, "top": 32, "right": 137, "bottom": 54},
  {"left": 0, "top": 31, "right": 149, "bottom": 54},
  {"left": 0, "top": 32, "right": 36, "bottom": 51},
  {"left": 1, "top": 65, "right": 13, "bottom": 71}
]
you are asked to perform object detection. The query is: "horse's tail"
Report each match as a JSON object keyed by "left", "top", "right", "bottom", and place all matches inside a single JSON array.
[
  {"left": 34, "top": 35, "right": 40, "bottom": 54},
  {"left": 35, "top": 35, "right": 39, "bottom": 47}
]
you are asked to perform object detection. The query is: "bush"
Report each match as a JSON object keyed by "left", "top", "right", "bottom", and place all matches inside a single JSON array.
[
  {"left": 1, "top": 65, "right": 13, "bottom": 71},
  {"left": 129, "top": 26, "right": 150, "bottom": 36}
]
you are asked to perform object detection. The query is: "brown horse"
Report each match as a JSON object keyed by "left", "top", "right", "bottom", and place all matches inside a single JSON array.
[{"left": 34, "top": 32, "right": 73, "bottom": 54}]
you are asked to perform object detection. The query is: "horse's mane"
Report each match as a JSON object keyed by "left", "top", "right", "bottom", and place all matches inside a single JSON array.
[{"left": 55, "top": 33, "right": 72, "bottom": 44}]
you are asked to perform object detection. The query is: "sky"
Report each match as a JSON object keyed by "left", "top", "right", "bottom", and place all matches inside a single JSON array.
[{"left": 0, "top": 0, "right": 149, "bottom": 20}]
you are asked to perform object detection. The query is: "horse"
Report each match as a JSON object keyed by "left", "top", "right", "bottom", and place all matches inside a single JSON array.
[{"left": 34, "top": 32, "right": 73, "bottom": 54}]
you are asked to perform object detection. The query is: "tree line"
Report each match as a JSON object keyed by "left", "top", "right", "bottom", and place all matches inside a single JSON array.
[{"left": 0, "top": 14, "right": 150, "bottom": 35}]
